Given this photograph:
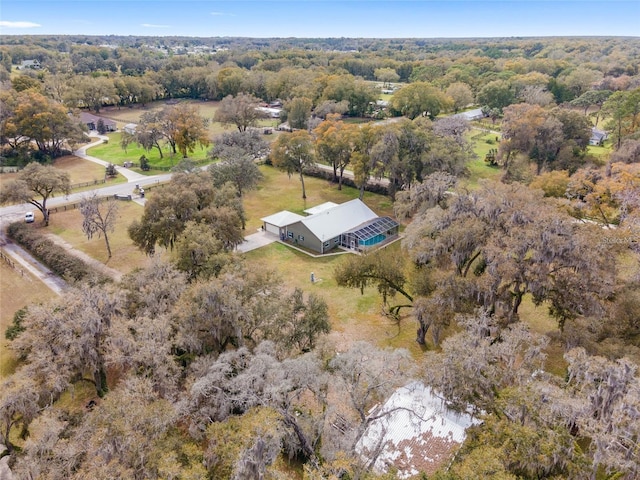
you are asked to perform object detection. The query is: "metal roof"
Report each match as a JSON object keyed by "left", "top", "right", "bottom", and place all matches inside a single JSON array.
[
  {"left": 260, "top": 210, "right": 305, "bottom": 227},
  {"left": 303, "top": 201, "right": 338, "bottom": 216},
  {"left": 344, "top": 216, "right": 399, "bottom": 241},
  {"left": 356, "top": 382, "right": 480, "bottom": 478},
  {"left": 300, "top": 199, "right": 378, "bottom": 240}
]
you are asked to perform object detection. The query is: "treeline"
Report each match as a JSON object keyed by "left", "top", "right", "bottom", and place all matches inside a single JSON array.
[{"left": 1, "top": 36, "right": 639, "bottom": 105}]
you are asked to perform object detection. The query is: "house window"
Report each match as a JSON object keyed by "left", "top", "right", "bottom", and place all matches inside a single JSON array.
[
  {"left": 287, "top": 231, "right": 294, "bottom": 239},
  {"left": 298, "top": 235, "right": 304, "bottom": 241},
  {"left": 334, "top": 237, "right": 341, "bottom": 244},
  {"left": 324, "top": 241, "right": 330, "bottom": 248}
]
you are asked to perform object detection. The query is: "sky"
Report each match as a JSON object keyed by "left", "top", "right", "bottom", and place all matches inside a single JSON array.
[{"left": 0, "top": 0, "right": 638, "bottom": 38}]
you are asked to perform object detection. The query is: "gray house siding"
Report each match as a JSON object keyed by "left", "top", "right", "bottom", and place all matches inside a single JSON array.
[{"left": 285, "top": 222, "right": 322, "bottom": 252}]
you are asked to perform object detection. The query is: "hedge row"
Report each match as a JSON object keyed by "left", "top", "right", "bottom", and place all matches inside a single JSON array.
[
  {"left": 7, "top": 222, "right": 105, "bottom": 283},
  {"left": 305, "top": 167, "right": 390, "bottom": 196}
]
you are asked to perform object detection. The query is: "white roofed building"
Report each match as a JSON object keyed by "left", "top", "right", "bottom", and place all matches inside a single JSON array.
[
  {"left": 260, "top": 199, "right": 399, "bottom": 254},
  {"left": 356, "top": 382, "right": 481, "bottom": 478}
]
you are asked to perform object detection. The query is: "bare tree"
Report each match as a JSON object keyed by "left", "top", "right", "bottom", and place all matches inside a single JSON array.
[{"left": 80, "top": 193, "right": 119, "bottom": 259}]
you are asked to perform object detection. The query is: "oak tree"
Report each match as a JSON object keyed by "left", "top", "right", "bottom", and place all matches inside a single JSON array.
[
  {"left": 270, "top": 130, "right": 315, "bottom": 199},
  {"left": 0, "top": 162, "right": 71, "bottom": 226}
]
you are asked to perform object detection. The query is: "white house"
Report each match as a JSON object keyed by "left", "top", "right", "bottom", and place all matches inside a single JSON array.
[
  {"left": 590, "top": 127, "right": 608, "bottom": 146},
  {"left": 454, "top": 108, "right": 484, "bottom": 121},
  {"left": 257, "top": 106, "right": 282, "bottom": 118},
  {"left": 123, "top": 123, "right": 138, "bottom": 135}
]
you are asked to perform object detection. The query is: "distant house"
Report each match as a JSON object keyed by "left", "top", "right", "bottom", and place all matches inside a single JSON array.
[
  {"left": 356, "top": 382, "right": 481, "bottom": 479},
  {"left": 123, "top": 123, "right": 138, "bottom": 135},
  {"left": 590, "top": 127, "right": 608, "bottom": 146},
  {"left": 17, "top": 59, "right": 41, "bottom": 70},
  {"left": 454, "top": 108, "right": 484, "bottom": 121},
  {"left": 78, "top": 112, "right": 116, "bottom": 132},
  {"left": 257, "top": 106, "right": 282, "bottom": 118},
  {"left": 261, "top": 199, "right": 399, "bottom": 254}
]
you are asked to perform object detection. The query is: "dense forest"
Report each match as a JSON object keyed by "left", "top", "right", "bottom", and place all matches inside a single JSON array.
[{"left": 0, "top": 35, "right": 639, "bottom": 479}]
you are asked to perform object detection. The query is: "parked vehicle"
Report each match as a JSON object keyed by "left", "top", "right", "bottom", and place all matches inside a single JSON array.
[{"left": 25, "top": 212, "right": 35, "bottom": 223}]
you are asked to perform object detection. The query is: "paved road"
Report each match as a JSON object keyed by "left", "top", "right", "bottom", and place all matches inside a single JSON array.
[
  {"left": 74, "top": 133, "right": 148, "bottom": 183},
  {"left": 0, "top": 130, "right": 398, "bottom": 293},
  {"left": 0, "top": 139, "right": 171, "bottom": 294}
]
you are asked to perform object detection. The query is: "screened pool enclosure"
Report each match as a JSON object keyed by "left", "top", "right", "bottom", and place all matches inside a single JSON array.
[{"left": 341, "top": 217, "right": 399, "bottom": 250}]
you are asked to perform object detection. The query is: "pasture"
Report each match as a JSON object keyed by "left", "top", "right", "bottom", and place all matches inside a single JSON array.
[
  {"left": 100, "top": 99, "right": 282, "bottom": 139},
  {"left": 0, "top": 261, "right": 56, "bottom": 379}
]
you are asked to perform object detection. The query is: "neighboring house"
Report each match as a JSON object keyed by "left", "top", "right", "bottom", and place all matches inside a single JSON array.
[
  {"left": 261, "top": 199, "right": 399, "bottom": 254},
  {"left": 356, "top": 382, "right": 481, "bottom": 479},
  {"left": 123, "top": 123, "right": 138, "bottom": 135},
  {"left": 17, "top": 59, "right": 41, "bottom": 70},
  {"left": 257, "top": 106, "right": 282, "bottom": 118},
  {"left": 454, "top": 108, "right": 484, "bottom": 121},
  {"left": 78, "top": 112, "right": 116, "bottom": 132},
  {"left": 590, "top": 127, "right": 608, "bottom": 146}
]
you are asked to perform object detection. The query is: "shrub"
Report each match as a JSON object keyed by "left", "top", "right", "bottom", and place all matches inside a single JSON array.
[
  {"left": 5, "top": 307, "right": 27, "bottom": 340},
  {"left": 7, "top": 222, "right": 106, "bottom": 283}
]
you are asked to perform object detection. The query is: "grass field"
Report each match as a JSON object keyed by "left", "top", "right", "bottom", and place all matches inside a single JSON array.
[
  {"left": 0, "top": 261, "right": 56, "bottom": 379},
  {"left": 88, "top": 99, "right": 284, "bottom": 172},
  {"left": 87, "top": 131, "right": 210, "bottom": 170},
  {"left": 0, "top": 155, "right": 126, "bottom": 191},
  {"left": 100, "top": 99, "right": 282, "bottom": 139},
  {"left": 50, "top": 199, "right": 164, "bottom": 275},
  {"left": 45, "top": 165, "right": 418, "bottom": 355},
  {"left": 464, "top": 130, "right": 503, "bottom": 187},
  {"left": 243, "top": 165, "right": 395, "bottom": 230}
]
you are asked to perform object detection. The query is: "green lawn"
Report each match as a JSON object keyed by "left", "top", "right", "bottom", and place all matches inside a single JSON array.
[
  {"left": 464, "top": 130, "right": 503, "bottom": 187},
  {"left": 87, "top": 132, "right": 210, "bottom": 170},
  {"left": 244, "top": 240, "right": 426, "bottom": 356},
  {"left": 587, "top": 143, "right": 613, "bottom": 164},
  {"left": 243, "top": 165, "right": 395, "bottom": 230}
]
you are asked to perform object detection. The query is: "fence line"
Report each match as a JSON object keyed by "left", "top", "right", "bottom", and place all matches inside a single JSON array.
[
  {"left": 0, "top": 249, "right": 29, "bottom": 278},
  {"left": 70, "top": 179, "right": 107, "bottom": 189},
  {"left": 48, "top": 182, "right": 167, "bottom": 214}
]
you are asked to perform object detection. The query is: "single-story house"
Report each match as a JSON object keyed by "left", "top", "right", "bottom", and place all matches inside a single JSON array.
[
  {"left": 17, "top": 59, "right": 41, "bottom": 70},
  {"left": 260, "top": 210, "right": 305, "bottom": 239},
  {"left": 261, "top": 199, "right": 399, "bottom": 254},
  {"left": 590, "top": 127, "right": 608, "bottom": 146},
  {"left": 78, "top": 112, "right": 116, "bottom": 132},
  {"left": 303, "top": 202, "right": 338, "bottom": 215},
  {"left": 123, "top": 123, "right": 138, "bottom": 135},
  {"left": 454, "top": 108, "right": 484, "bottom": 121},
  {"left": 257, "top": 106, "right": 282, "bottom": 118},
  {"left": 356, "top": 382, "right": 481, "bottom": 479}
]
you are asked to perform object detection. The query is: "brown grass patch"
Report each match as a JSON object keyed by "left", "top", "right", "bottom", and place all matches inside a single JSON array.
[
  {"left": 54, "top": 155, "right": 107, "bottom": 183},
  {"left": 49, "top": 200, "right": 162, "bottom": 275},
  {"left": 0, "top": 261, "right": 56, "bottom": 379},
  {"left": 0, "top": 155, "right": 125, "bottom": 191}
]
